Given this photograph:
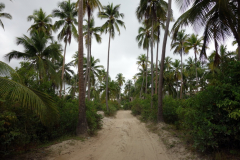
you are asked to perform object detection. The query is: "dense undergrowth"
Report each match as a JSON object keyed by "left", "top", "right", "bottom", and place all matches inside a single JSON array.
[{"left": 127, "top": 61, "right": 240, "bottom": 156}]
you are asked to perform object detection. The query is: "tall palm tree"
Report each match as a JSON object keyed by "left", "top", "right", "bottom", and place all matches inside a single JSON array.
[
  {"left": 0, "top": 3, "right": 12, "bottom": 30},
  {"left": 171, "top": 30, "right": 189, "bottom": 99},
  {"left": 76, "top": 0, "right": 87, "bottom": 136},
  {"left": 27, "top": 8, "right": 53, "bottom": 35},
  {"left": 52, "top": 0, "right": 78, "bottom": 97},
  {"left": 136, "top": 0, "right": 168, "bottom": 108},
  {"left": 158, "top": 0, "right": 172, "bottom": 122},
  {"left": 98, "top": 3, "right": 125, "bottom": 111},
  {"left": 5, "top": 31, "right": 62, "bottom": 81},
  {"left": 185, "top": 34, "right": 203, "bottom": 91},
  {"left": 136, "top": 22, "right": 151, "bottom": 95},
  {"left": 136, "top": 54, "right": 147, "bottom": 97},
  {"left": 116, "top": 73, "right": 125, "bottom": 104},
  {"left": 83, "top": 17, "right": 102, "bottom": 99}
]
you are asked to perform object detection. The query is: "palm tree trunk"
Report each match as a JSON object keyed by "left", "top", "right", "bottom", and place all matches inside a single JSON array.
[
  {"left": 140, "top": 73, "right": 145, "bottom": 98},
  {"left": 84, "top": 13, "right": 91, "bottom": 96},
  {"left": 238, "top": 1, "right": 240, "bottom": 61},
  {"left": 180, "top": 52, "right": 183, "bottom": 99},
  {"left": 145, "top": 47, "right": 149, "bottom": 95},
  {"left": 87, "top": 39, "right": 92, "bottom": 100},
  {"left": 106, "top": 31, "right": 111, "bottom": 112},
  {"left": 155, "top": 28, "right": 160, "bottom": 94},
  {"left": 76, "top": 0, "right": 87, "bottom": 136},
  {"left": 150, "top": 20, "right": 154, "bottom": 108},
  {"left": 158, "top": 0, "right": 171, "bottom": 123},
  {"left": 60, "top": 42, "right": 67, "bottom": 98},
  {"left": 194, "top": 48, "right": 198, "bottom": 92}
]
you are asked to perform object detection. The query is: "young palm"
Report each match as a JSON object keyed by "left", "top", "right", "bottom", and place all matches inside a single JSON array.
[
  {"left": 27, "top": 8, "right": 53, "bottom": 35},
  {"left": 52, "top": 0, "right": 78, "bottom": 97},
  {"left": 98, "top": 3, "right": 126, "bottom": 111},
  {"left": 83, "top": 17, "right": 102, "bottom": 99},
  {"left": 171, "top": 30, "right": 189, "bottom": 99},
  {"left": 185, "top": 34, "right": 203, "bottom": 91},
  {"left": 136, "top": 22, "right": 151, "bottom": 95},
  {"left": 0, "top": 3, "right": 12, "bottom": 30}
]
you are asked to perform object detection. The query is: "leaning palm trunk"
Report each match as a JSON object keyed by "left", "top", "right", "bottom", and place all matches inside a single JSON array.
[
  {"left": 76, "top": 0, "right": 88, "bottom": 135},
  {"left": 155, "top": 28, "right": 160, "bottom": 94},
  {"left": 158, "top": 0, "right": 171, "bottom": 123},
  {"left": 150, "top": 20, "right": 154, "bottom": 108},
  {"left": 180, "top": 51, "right": 183, "bottom": 99},
  {"left": 60, "top": 41, "right": 67, "bottom": 98},
  {"left": 145, "top": 47, "right": 149, "bottom": 94},
  {"left": 106, "top": 31, "right": 111, "bottom": 112}
]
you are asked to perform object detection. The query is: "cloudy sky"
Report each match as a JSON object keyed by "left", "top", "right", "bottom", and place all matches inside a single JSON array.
[{"left": 0, "top": 0, "right": 237, "bottom": 84}]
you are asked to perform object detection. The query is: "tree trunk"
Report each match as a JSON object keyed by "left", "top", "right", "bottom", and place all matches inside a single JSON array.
[
  {"left": 155, "top": 27, "right": 160, "bottom": 94},
  {"left": 140, "top": 72, "right": 145, "bottom": 98},
  {"left": 180, "top": 51, "right": 183, "bottom": 99},
  {"left": 106, "top": 31, "right": 111, "bottom": 112},
  {"left": 60, "top": 42, "right": 67, "bottom": 98},
  {"left": 87, "top": 39, "right": 92, "bottom": 100},
  {"left": 145, "top": 47, "right": 149, "bottom": 95},
  {"left": 84, "top": 13, "right": 91, "bottom": 96},
  {"left": 76, "top": 0, "right": 88, "bottom": 136},
  {"left": 194, "top": 48, "right": 198, "bottom": 92},
  {"left": 158, "top": 0, "right": 171, "bottom": 123},
  {"left": 150, "top": 20, "right": 154, "bottom": 108}
]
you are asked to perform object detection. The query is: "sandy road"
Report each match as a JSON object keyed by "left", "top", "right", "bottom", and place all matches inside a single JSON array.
[{"left": 47, "top": 110, "right": 170, "bottom": 160}]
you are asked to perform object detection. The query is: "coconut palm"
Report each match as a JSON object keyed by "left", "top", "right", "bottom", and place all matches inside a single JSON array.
[
  {"left": 0, "top": 3, "right": 12, "bottom": 30},
  {"left": 27, "top": 8, "right": 53, "bottom": 35},
  {"left": 136, "top": 23, "right": 151, "bottom": 95},
  {"left": 98, "top": 3, "right": 125, "bottom": 111},
  {"left": 83, "top": 17, "right": 102, "bottom": 99},
  {"left": 136, "top": 54, "right": 147, "bottom": 97},
  {"left": 171, "top": 30, "right": 189, "bottom": 99},
  {"left": 83, "top": 56, "right": 103, "bottom": 100},
  {"left": 52, "top": 0, "right": 78, "bottom": 97},
  {"left": 158, "top": 0, "right": 172, "bottom": 122},
  {"left": 0, "top": 61, "right": 58, "bottom": 125},
  {"left": 185, "top": 34, "right": 203, "bottom": 91},
  {"left": 5, "top": 31, "right": 62, "bottom": 81},
  {"left": 116, "top": 73, "right": 125, "bottom": 103},
  {"left": 171, "top": 59, "right": 181, "bottom": 98},
  {"left": 76, "top": 0, "right": 87, "bottom": 136},
  {"left": 136, "top": 0, "right": 168, "bottom": 108}
]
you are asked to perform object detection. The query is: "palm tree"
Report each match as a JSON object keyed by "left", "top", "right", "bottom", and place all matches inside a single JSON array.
[
  {"left": 5, "top": 31, "right": 62, "bottom": 81},
  {"left": 98, "top": 3, "right": 125, "bottom": 111},
  {"left": 116, "top": 73, "right": 125, "bottom": 104},
  {"left": 171, "top": 30, "right": 189, "bottom": 99},
  {"left": 136, "top": 23, "right": 151, "bottom": 95},
  {"left": 52, "top": 0, "right": 78, "bottom": 97},
  {"left": 185, "top": 34, "right": 203, "bottom": 91},
  {"left": 0, "top": 3, "right": 12, "bottom": 30},
  {"left": 158, "top": 0, "right": 172, "bottom": 122},
  {"left": 27, "top": 8, "right": 53, "bottom": 35},
  {"left": 136, "top": 0, "right": 168, "bottom": 108},
  {"left": 83, "top": 17, "right": 102, "bottom": 99},
  {"left": 125, "top": 80, "right": 133, "bottom": 99},
  {"left": 0, "top": 61, "right": 58, "bottom": 125},
  {"left": 83, "top": 56, "right": 103, "bottom": 100},
  {"left": 136, "top": 54, "right": 147, "bottom": 97},
  {"left": 76, "top": 0, "right": 87, "bottom": 136},
  {"left": 171, "top": 59, "right": 181, "bottom": 98}
]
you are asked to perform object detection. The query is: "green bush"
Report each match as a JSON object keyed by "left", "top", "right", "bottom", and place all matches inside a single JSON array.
[
  {"left": 102, "top": 101, "right": 119, "bottom": 116},
  {"left": 162, "top": 96, "right": 179, "bottom": 124}
]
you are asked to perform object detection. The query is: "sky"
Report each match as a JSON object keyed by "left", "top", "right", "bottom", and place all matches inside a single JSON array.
[{"left": 0, "top": 0, "right": 237, "bottom": 84}]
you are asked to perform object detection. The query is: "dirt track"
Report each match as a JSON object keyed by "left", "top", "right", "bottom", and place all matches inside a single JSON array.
[{"left": 47, "top": 110, "right": 170, "bottom": 160}]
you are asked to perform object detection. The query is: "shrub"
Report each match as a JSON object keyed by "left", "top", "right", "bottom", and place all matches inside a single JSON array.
[
  {"left": 102, "top": 101, "right": 119, "bottom": 116},
  {"left": 162, "top": 96, "right": 179, "bottom": 124}
]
